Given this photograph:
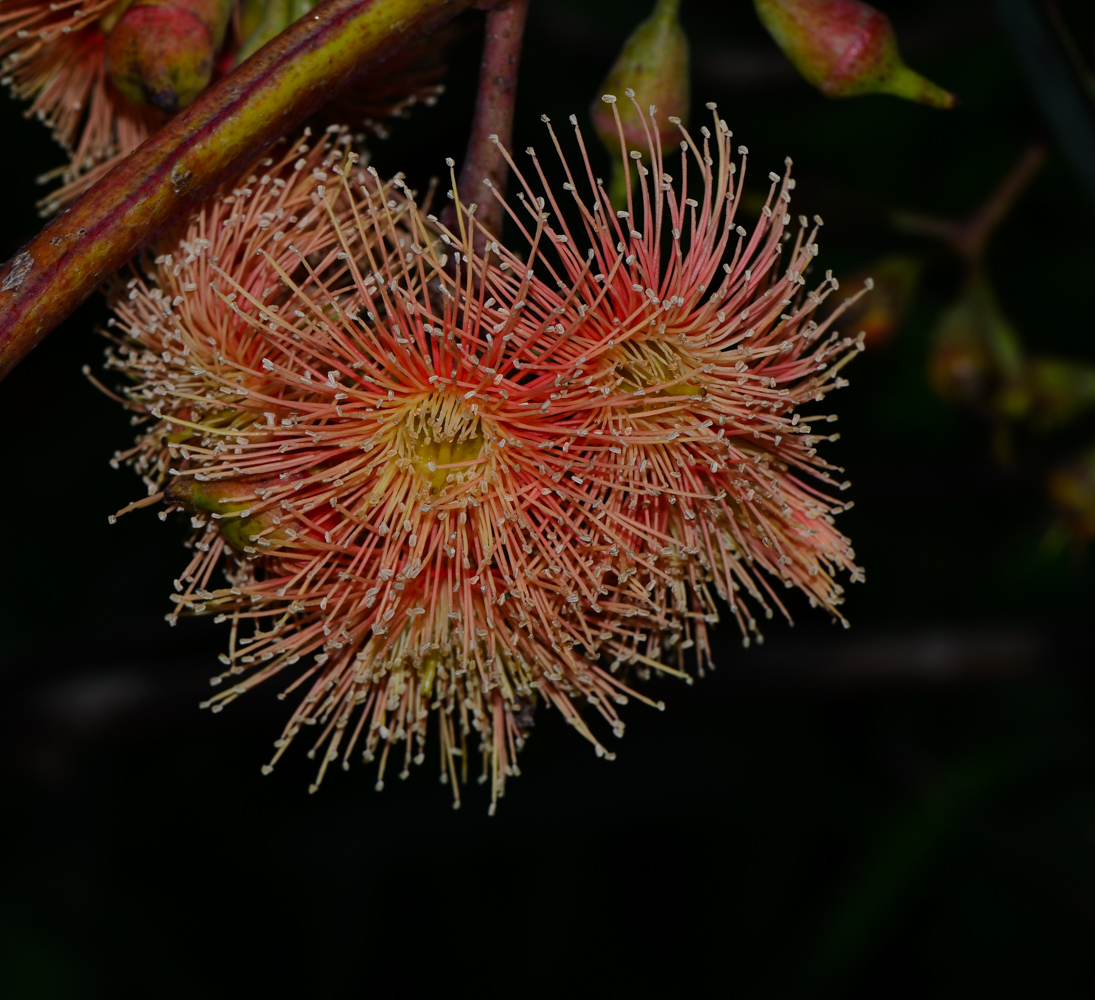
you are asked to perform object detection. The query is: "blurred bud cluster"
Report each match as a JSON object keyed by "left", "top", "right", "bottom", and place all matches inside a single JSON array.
[{"left": 883, "top": 141, "right": 1095, "bottom": 550}]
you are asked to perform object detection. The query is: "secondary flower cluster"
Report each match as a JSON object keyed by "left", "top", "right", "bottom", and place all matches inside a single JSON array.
[
  {"left": 0, "top": 0, "right": 160, "bottom": 210},
  {"left": 0, "top": 0, "right": 448, "bottom": 212},
  {"left": 103, "top": 101, "right": 863, "bottom": 810}
]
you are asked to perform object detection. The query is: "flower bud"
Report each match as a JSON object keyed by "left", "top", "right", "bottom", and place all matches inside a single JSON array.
[
  {"left": 755, "top": 0, "right": 955, "bottom": 108},
  {"left": 590, "top": 0, "right": 689, "bottom": 204},
  {"left": 1048, "top": 448, "right": 1095, "bottom": 547},
  {"left": 928, "top": 276, "right": 1027, "bottom": 419},
  {"left": 829, "top": 254, "right": 920, "bottom": 349},
  {"left": 1024, "top": 357, "right": 1095, "bottom": 431},
  {"left": 103, "top": 0, "right": 234, "bottom": 113}
]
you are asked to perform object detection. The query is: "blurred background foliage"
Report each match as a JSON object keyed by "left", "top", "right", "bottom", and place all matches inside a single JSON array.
[{"left": 1, "top": 0, "right": 1094, "bottom": 995}]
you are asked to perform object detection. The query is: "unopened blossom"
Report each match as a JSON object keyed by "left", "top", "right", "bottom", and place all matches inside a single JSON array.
[
  {"left": 103, "top": 101, "right": 865, "bottom": 809},
  {"left": 755, "top": 0, "right": 955, "bottom": 108},
  {"left": 103, "top": 0, "right": 234, "bottom": 113},
  {"left": 590, "top": 0, "right": 690, "bottom": 156}
]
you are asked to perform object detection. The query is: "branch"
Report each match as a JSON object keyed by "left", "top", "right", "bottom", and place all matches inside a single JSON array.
[
  {"left": 994, "top": 0, "right": 1095, "bottom": 201},
  {"left": 890, "top": 143, "right": 1046, "bottom": 265},
  {"left": 0, "top": 0, "right": 476, "bottom": 382},
  {"left": 442, "top": 0, "right": 527, "bottom": 246}
]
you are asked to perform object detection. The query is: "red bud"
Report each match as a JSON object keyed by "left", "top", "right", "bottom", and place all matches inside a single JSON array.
[
  {"left": 755, "top": 0, "right": 955, "bottom": 108},
  {"left": 103, "top": 0, "right": 233, "bottom": 113}
]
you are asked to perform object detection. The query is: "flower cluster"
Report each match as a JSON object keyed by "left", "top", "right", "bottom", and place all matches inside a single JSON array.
[{"left": 103, "top": 100, "right": 864, "bottom": 810}]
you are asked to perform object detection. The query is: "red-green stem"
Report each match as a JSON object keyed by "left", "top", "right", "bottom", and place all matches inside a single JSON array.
[
  {"left": 442, "top": 0, "right": 528, "bottom": 246},
  {"left": 0, "top": 0, "right": 475, "bottom": 382}
]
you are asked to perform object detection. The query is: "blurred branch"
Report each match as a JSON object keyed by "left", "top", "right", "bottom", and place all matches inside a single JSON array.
[
  {"left": 891, "top": 143, "right": 1046, "bottom": 264},
  {"left": 0, "top": 627, "right": 1084, "bottom": 787},
  {"left": 994, "top": 0, "right": 1095, "bottom": 200},
  {"left": 792, "top": 743, "right": 1035, "bottom": 997},
  {"left": 741, "top": 628, "right": 1045, "bottom": 687},
  {"left": 1045, "top": 0, "right": 1095, "bottom": 103}
]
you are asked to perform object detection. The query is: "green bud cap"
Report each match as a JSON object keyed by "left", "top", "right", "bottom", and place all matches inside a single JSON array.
[
  {"left": 590, "top": 0, "right": 690, "bottom": 156},
  {"left": 234, "top": 0, "right": 317, "bottom": 66},
  {"left": 166, "top": 475, "right": 287, "bottom": 553},
  {"left": 755, "top": 0, "right": 955, "bottom": 108},
  {"left": 236, "top": 0, "right": 270, "bottom": 47}
]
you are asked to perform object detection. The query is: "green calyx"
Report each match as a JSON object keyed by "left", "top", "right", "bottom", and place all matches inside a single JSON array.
[
  {"left": 166, "top": 476, "right": 286, "bottom": 552},
  {"left": 590, "top": 0, "right": 691, "bottom": 206}
]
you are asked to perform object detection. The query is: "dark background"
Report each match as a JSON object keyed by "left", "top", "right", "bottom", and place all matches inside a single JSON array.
[{"left": 1, "top": 0, "right": 1094, "bottom": 995}]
